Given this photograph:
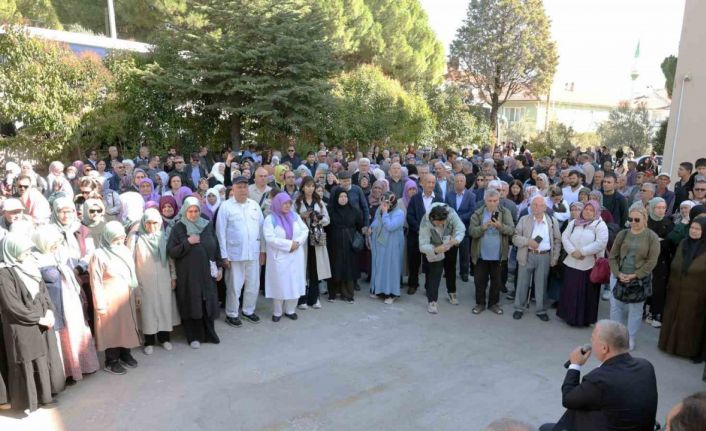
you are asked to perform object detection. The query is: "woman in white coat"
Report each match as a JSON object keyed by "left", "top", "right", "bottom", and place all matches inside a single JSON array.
[
  {"left": 557, "top": 200, "right": 609, "bottom": 327},
  {"left": 264, "top": 193, "right": 309, "bottom": 322}
]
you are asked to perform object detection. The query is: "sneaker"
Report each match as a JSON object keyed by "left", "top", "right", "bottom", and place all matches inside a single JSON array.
[
  {"left": 489, "top": 304, "right": 504, "bottom": 315},
  {"left": 629, "top": 339, "right": 635, "bottom": 351},
  {"left": 447, "top": 293, "right": 458, "bottom": 305},
  {"left": 190, "top": 341, "right": 201, "bottom": 349},
  {"left": 407, "top": 286, "right": 417, "bottom": 295},
  {"left": 601, "top": 287, "right": 611, "bottom": 301},
  {"left": 369, "top": 293, "right": 378, "bottom": 299},
  {"left": 651, "top": 319, "right": 662, "bottom": 328},
  {"left": 120, "top": 354, "right": 138, "bottom": 368},
  {"left": 427, "top": 302, "right": 438, "bottom": 314},
  {"left": 162, "top": 342, "right": 173, "bottom": 351},
  {"left": 645, "top": 313, "right": 653, "bottom": 324},
  {"left": 312, "top": 300, "right": 322, "bottom": 309},
  {"left": 345, "top": 299, "right": 355, "bottom": 304},
  {"left": 472, "top": 305, "right": 486, "bottom": 315},
  {"left": 225, "top": 316, "right": 243, "bottom": 327},
  {"left": 537, "top": 314, "right": 550, "bottom": 322},
  {"left": 143, "top": 345, "right": 154, "bottom": 355},
  {"left": 327, "top": 297, "right": 336, "bottom": 303},
  {"left": 241, "top": 313, "right": 260, "bottom": 324},
  {"left": 297, "top": 304, "right": 308, "bottom": 310},
  {"left": 104, "top": 362, "right": 127, "bottom": 375},
  {"left": 384, "top": 297, "right": 394, "bottom": 305}
]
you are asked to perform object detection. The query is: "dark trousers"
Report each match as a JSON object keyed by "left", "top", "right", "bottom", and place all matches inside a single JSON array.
[
  {"left": 329, "top": 280, "right": 354, "bottom": 301},
  {"left": 298, "top": 245, "right": 320, "bottom": 306},
  {"left": 425, "top": 260, "right": 445, "bottom": 302},
  {"left": 458, "top": 235, "right": 470, "bottom": 277},
  {"left": 407, "top": 232, "right": 421, "bottom": 287},
  {"left": 474, "top": 259, "right": 502, "bottom": 307},
  {"left": 445, "top": 245, "right": 459, "bottom": 294},
  {"left": 144, "top": 331, "right": 170, "bottom": 346},
  {"left": 182, "top": 300, "right": 219, "bottom": 344},
  {"left": 105, "top": 347, "right": 132, "bottom": 365}
]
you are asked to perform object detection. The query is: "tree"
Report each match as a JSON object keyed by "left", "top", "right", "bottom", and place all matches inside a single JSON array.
[
  {"left": 527, "top": 121, "right": 575, "bottom": 158},
  {"left": 661, "top": 55, "right": 677, "bottom": 98},
  {"left": 652, "top": 118, "right": 668, "bottom": 155},
  {"left": 597, "top": 102, "right": 652, "bottom": 156},
  {"left": 326, "top": 64, "right": 433, "bottom": 151},
  {"left": 450, "top": 0, "right": 558, "bottom": 136},
  {"left": 427, "top": 83, "right": 491, "bottom": 150},
  {"left": 146, "top": 0, "right": 340, "bottom": 151},
  {"left": 0, "top": 26, "right": 111, "bottom": 161}
]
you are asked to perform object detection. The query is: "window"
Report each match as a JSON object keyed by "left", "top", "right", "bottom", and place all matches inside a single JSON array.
[{"left": 502, "top": 107, "right": 526, "bottom": 123}]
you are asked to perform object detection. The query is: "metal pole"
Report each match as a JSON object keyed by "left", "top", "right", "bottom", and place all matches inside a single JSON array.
[
  {"left": 668, "top": 75, "right": 690, "bottom": 177},
  {"left": 107, "top": 0, "right": 117, "bottom": 39}
]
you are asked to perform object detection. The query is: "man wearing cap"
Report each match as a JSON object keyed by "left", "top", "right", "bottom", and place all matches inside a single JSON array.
[
  {"left": 15, "top": 174, "right": 51, "bottom": 226},
  {"left": 0, "top": 198, "right": 32, "bottom": 241},
  {"left": 216, "top": 176, "right": 265, "bottom": 327},
  {"left": 655, "top": 172, "right": 676, "bottom": 214}
]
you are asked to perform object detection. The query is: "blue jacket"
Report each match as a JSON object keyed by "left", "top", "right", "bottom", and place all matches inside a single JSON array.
[
  {"left": 406, "top": 192, "right": 443, "bottom": 233},
  {"left": 445, "top": 189, "right": 476, "bottom": 227}
]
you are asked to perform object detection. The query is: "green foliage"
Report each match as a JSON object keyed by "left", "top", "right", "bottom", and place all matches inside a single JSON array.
[
  {"left": 147, "top": 0, "right": 341, "bottom": 150},
  {"left": 597, "top": 102, "right": 652, "bottom": 156},
  {"left": 450, "top": 0, "right": 558, "bottom": 133},
  {"left": 325, "top": 65, "right": 433, "bottom": 151},
  {"left": 527, "top": 121, "right": 576, "bottom": 158},
  {"left": 8, "top": 0, "right": 62, "bottom": 28},
  {"left": 574, "top": 132, "right": 601, "bottom": 151},
  {"left": 0, "top": 26, "right": 111, "bottom": 160},
  {"left": 503, "top": 120, "right": 534, "bottom": 145},
  {"left": 652, "top": 118, "right": 668, "bottom": 156},
  {"left": 427, "top": 84, "right": 492, "bottom": 150},
  {"left": 660, "top": 55, "right": 677, "bottom": 98}
]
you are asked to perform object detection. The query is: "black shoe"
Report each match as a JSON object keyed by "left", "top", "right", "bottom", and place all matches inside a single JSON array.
[
  {"left": 407, "top": 286, "right": 417, "bottom": 295},
  {"left": 225, "top": 316, "right": 243, "bottom": 327},
  {"left": 104, "top": 361, "right": 127, "bottom": 375},
  {"left": 354, "top": 282, "right": 361, "bottom": 291},
  {"left": 120, "top": 354, "right": 138, "bottom": 368},
  {"left": 513, "top": 311, "right": 523, "bottom": 320},
  {"left": 537, "top": 314, "right": 550, "bottom": 322},
  {"left": 241, "top": 313, "right": 260, "bottom": 324},
  {"left": 284, "top": 313, "right": 298, "bottom": 321},
  {"left": 460, "top": 274, "right": 469, "bottom": 282},
  {"left": 272, "top": 315, "right": 281, "bottom": 322}
]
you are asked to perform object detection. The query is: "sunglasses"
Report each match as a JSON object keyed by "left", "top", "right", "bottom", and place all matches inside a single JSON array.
[
  {"left": 88, "top": 209, "right": 104, "bottom": 214},
  {"left": 694, "top": 188, "right": 706, "bottom": 192},
  {"left": 628, "top": 217, "right": 641, "bottom": 223},
  {"left": 17, "top": 184, "right": 30, "bottom": 189}
]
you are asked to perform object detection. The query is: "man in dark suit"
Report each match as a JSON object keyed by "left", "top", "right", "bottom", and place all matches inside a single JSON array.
[
  {"left": 445, "top": 173, "right": 476, "bottom": 284},
  {"left": 185, "top": 151, "right": 207, "bottom": 190},
  {"left": 406, "top": 173, "right": 442, "bottom": 295},
  {"left": 540, "top": 320, "right": 658, "bottom": 431}
]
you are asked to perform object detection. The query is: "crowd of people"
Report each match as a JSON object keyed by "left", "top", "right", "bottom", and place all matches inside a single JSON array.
[{"left": 0, "top": 141, "right": 704, "bottom": 427}]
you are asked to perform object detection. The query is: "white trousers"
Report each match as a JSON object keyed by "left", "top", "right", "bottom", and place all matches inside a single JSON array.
[
  {"left": 273, "top": 299, "right": 297, "bottom": 317},
  {"left": 225, "top": 260, "right": 260, "bottom": 318}
]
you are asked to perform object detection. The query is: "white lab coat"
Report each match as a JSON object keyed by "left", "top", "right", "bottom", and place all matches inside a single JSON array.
[
  {"left": 216, "top": 198, "right": 264, "bottom": 261},
  {"left": 263, "top": 213, "right": 309, "bottom": 300}
]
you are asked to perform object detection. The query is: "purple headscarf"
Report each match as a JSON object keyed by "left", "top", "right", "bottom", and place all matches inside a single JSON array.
[
  {"left": 271, "top": 193, "right": 295, "bottom": 240},
  {"left": 174, "top": 186, "right": 193, "bottom": 209},
  {"left": 138, "top": 178, "right": 160, "bottom": 203},
  {"left": 575, "top": 199, "right": 601, "bottom": 227},
  {"left": 402, "top": 179, "right": 418, "bottom": 207}
]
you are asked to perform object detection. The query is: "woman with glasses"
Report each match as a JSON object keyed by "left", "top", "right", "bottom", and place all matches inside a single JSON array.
[
  {"left": 75, "top": 198, "right": 107, "bottom": 330},
  {"left": 128, "top": 209, "right": 180, "bottom": 355},
  {"left": 608, "top": 205, "right": 660, "bottom": 350}
]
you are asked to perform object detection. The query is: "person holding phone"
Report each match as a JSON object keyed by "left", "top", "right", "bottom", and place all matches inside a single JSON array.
[{"left": 511, "top": 195, "right": 562, "bottom": 321}]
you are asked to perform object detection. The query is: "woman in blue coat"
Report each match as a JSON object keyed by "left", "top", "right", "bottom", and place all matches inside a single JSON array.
[{"left": 370, "top": 192, "right": 405, "bottom": 304}]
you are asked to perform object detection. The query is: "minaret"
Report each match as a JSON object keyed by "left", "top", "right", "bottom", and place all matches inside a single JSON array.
[{"left": 630, "top": 41, "right": 640, "bottom": 102}]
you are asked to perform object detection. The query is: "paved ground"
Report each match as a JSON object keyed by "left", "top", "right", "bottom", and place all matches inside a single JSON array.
[{"left": 2, "top": 276, "right": 704, "bottom": 431}]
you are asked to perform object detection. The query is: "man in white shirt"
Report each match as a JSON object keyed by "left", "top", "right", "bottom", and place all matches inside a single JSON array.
[
  {"left": 511, "top": 195, "right": 562, "bottom": 321},
  {"left": 217, "top": 176, "right": 265, "bottom": 327},
  {"left": 562, "top": 170, "right": 583, "bottom": 205},
  {"left": 581, "top": 153, "right": 596, "bottom": 187}
]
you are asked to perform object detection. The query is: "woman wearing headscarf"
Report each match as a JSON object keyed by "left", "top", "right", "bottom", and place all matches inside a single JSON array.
[
  {"left": 202, "top": 188, "right": 221, "bottom": 221},
  {"left": 33, "top": 225, "right": 99, "bottom": 383},
  {"left": 588, "top": 190, "right": 615, "bottom": 224},
  {"left": 667, "top": 200, "right": 697, "bottom": 246},
  {"left": 174, "top": 186, "right": 193, "bottom": 210},
  {"left": 658, "top": 218, "right": 706, "bottom": 361},
  {"left": 644, "top": 196, "right": 674, "bottom": 328},
  {"left": 557, "top": 200, "right": 609, "bottom": 327},
  {"left": 263, "top": 193, "right": 309, "bottom": 322},
  {"left": 369, "top": 192, "right": 405, "bottom": 304},
  {"left": 154, "top": 171, "right": 170, "bottom": 196},
  {"left": 128, "top": 168, "right": 147, "bottom": 193},
  {"left": 137, "top": 178, "right": 160, "bottom": 204},
  {"left": 74, "top": 198, "right": 106, "bottom": 330},
  {"left": 400, "top": 179, "right": 418, "bottom": 214},
  {"left": 50, "top": 197, "right": 84, "bottom": 274},
  {"left": 128, "top": 209, "right": 180, "bottom": 355},
  {"left": 159, "top": 196, "right": 179, "bottom": 239},
  {"left": 163, "top": 173, "right": 184, "bottom": 198},
  {"left": 608, "top": 205, "right": 660, "bottom": 350},
  {"left": 326, "top": 188, "right": 363, "bottom": 303},
  {"left": 89, "top": 221, "right": 140, "bottom": 375},
  {"left": 273, "top": 164, "right": 288, "bottom": 190},
  {"left": 0, "top": 233, "right": 65, "bottom": 411},
  {"left": 118, "top": 191, "right": 145, "bottom": 234},
  {"left": 167, "top": 197, "right": 220, "bottom": 348},
  {"left": 294, "top": 177, "right": 331, "bottom": 310}
]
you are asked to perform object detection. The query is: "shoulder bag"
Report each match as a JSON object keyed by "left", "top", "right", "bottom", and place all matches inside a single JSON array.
[
  {"left": 351, "top": 230, "right": 365, "bottom": 252},
  {"left": 613, "top": 275, "right": 652, "bottom": 303}
]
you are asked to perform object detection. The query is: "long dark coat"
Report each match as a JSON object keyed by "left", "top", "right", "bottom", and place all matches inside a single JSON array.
[
  {"left": 167, "top": 221, "right": 220, "bottom": 321},
  {"left": 0, "top": 268, "right": 65, "bottom": 411},
  {"left": 658, "top": 241, "right": 706, "bottom": 359},
  {"left": 326, "top": 200, "right": 363, "bottom": 282}
]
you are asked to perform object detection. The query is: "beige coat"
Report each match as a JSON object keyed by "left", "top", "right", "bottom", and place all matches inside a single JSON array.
[
  {"left": 295, "top": 200, "right": 332, "bottom": 281},
  {"left": 89, "top": 250, "right": 141, "bottom": 351},
  {"left": 128, "top": 233, "right": 180, "bottom": 335},
  {"left": 513, "top": 213, "right": 562, "bottom": 267}
]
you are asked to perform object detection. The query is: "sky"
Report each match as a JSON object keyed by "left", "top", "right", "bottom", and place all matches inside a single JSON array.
[{"left": 419, "top": 0, "right": 686, "bottom": 101}]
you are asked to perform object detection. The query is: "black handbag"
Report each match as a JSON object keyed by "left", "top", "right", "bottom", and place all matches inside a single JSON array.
[
  {"left": 612, "top": 276, "right": 652, "bottom": 304},
  {"left": 351, "top": 231, "right": 365, "bottom": 252}
]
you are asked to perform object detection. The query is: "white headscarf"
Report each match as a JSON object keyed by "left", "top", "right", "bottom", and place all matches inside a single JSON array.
[
  {"left": 210, "top": 163, "right": 225, "bottom": 184},
  {"left": 205, "top": 188, "right": 221, "bottom": 214}
]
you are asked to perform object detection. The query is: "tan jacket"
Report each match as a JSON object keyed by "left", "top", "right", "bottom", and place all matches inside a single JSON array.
[{"left": 512, "top": 213, "right": 562, "bottom": 267}]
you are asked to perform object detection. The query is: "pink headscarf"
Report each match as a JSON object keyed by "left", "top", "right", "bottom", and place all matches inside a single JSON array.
[
  {"left": 575, "top": 199, "right": 601, "bottom": 227},
  {"left": 270, "top": 193, "right": 295, "bottom": 240}
]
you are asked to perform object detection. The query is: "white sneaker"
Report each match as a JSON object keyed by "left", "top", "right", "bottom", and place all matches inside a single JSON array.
[
  {"left": 645, "top": 312, "right": 653, "bottom": 324},
  {"left": 447, "top": 293, "right": 458, "bottom": 305},
  {"left": 629, "top": 339, "right": 635, "bottom": 351},
  {"left": 369, "top": 293, "right": 378, "bottom": 299},
  {"left": 427, "top": 302, "right": 438, "bottom": 314},
  {"left": 384, "top": 297, "right": 394, "bottom": 305},
  {"left": 190, "top": 341, "right": 201, "bottom": 349},
  {"left": 143, "top": 345, "right": 154, "bottom": 355},
  {"left": 162, "top": 342, "right": 173, "bottom": 351},
  {"left": 297, "top": 304, "right": 308, "bottom": 310},
  {"left": 601, "top": 288, "right": 611, "bottom": 301},
  {"left": 312, "top": 300, "right": 322, "bottom": 309},
  {"left": 651, "top": 320, "right": 662, "bottom": 328}
]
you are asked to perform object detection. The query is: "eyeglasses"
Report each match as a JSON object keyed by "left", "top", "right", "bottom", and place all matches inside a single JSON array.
[
  {"left": 80, "top": 190, "right": 92, "bottom": 195},
  {"left": 88, "top": 209, "right": 103, "bottom": 214},
  {"left": 288, "top": 149, "right": 295, "bottom": 153},
  {"left": 16, "top": 184, "right": 30, "bottom": 189},
  {"left": 640, "top": 189, "right": 651, "bottom": 192},
  {"left": 175, "top": 161, "right": 184, "bottom": 164},
  {"left": 695, "top": 188, "right": 706, "bottom": 192},
  {"left": 628, "top": 217, "right": 641, "bottom": 223}
]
